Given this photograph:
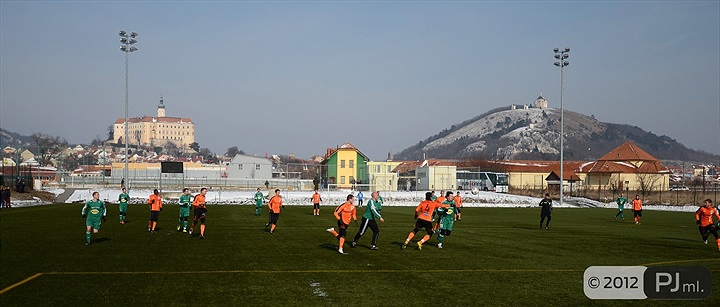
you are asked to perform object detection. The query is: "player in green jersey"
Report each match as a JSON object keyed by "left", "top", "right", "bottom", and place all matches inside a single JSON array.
[
  {"left": 82, "top": 191, "right": 107, "bottom": 245},
  {"left": 437, "top": 191, "right": 456, "bottom": 249},
  {"left": 350, "top": 191, "right": 384, "bottom": 250},
  {"left": 178, "top": 188, "right": 192, "bottom": 232},
  {"left": 118, "top": 187, "right": 129, "bottom": 225},
  {"left": 614, "top": 192, "right": 627, "bottom": 221},
  {"left": 254, "top": 188, "right": 265, "bottom": 216}
]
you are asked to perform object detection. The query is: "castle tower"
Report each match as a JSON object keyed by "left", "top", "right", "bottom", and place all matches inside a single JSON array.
[
  {"left": 157, "top": 95, "right": 166, "bottom": 117},
  {"left": 534, "top": 93, "right": 548, "bottom": 109}
]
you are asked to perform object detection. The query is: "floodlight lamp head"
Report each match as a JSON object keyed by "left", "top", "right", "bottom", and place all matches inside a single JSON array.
[
  {"left": 553, "top": 48, "right": 559, "bottom": 53},
  {"left": 120, "top": 46, "right": 127, "bottom": 51},
  {"left": 563, "top": 54, "right": 569, "bottom": 59},
  {"left": 554, "top": 54, "right": 561, "bottom": 59},
  {"left": 130, "top": 32, "right": 138, "bottom": 38},
  {"left": 554, "top": 62, "right": 560, "bottom": 67},
  {"left": 564, "top": 48, "right": 570, "bottom": 52},
  {"left": 563, "top": 61, "right": 569, "bottom": 66},
  {"left": 128, "top": 38, "right": 137, "bottom": 44},
  {"left": 119, "top": 30, "right": 127, "bottom": 37},
  {"left": 129, "top": 47, "right": 138, "bottom": 52},
  {"left": 120, "top": 38, "right": 128, "bottom": 44}
]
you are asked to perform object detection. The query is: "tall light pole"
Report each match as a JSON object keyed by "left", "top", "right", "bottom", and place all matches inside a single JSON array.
[
  {"left": 119, "top": 30, "right": 138, "bottom": 190},
  {"left": 554, "top": 47, "right": 569, "bottom": 205}
]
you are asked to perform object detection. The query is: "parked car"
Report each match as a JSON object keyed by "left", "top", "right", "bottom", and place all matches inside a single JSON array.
[{"left": 669, "top": 185, "right": 690, "bottom": 191}]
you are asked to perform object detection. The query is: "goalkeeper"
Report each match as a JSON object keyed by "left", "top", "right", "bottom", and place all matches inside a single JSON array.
[
  {"left": 177, "top": 188, "right": 192, "bottom": 232},
  {"left": 82, "top": 191, "right": 107, "bottom": 246},
  {"left": 437, "top": 196, "right": 457, "bottom": 249},
  {"left": 118, "top": 187, "right": 129, "bottom": 224}
]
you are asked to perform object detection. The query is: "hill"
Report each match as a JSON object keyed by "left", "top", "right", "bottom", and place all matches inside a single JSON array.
[
  {"left": 395, "top": 107, "right": 720, "bottom": 164},
  {"left": 0, "top": 128, "right": 36, "bottom": 148}
]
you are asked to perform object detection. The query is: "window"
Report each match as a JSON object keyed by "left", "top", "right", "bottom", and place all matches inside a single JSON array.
[
  {"left": 256, "top": 164, "right": 261, "bottom": 170},
  {"left": 341, "top": 176, "right": 346, "bottom": 184},
  {"left": 388, "top": 166, "right": 392, "bottom": 173},
  {"left": 350, "top": 160, "right": 354, "bottom": 168},
  {"left": 239, "top": 164, "right": 243, "bottom": 170},
  {"left": 341, "top": 160, "right": 345, "bottom": 168}
]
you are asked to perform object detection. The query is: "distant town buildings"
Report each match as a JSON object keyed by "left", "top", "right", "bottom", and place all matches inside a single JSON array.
[{"left": 111, "top": 96, "right": 195, "bottom": 149}]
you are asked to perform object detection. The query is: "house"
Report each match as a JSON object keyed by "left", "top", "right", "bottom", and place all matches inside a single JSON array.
[
  {"left": 416, "top": 164, "right": 457, "bottom": 191},
  {"left": 393, "top": 159, "right": 458, "bottom": 191},
  {"left": 580, "top": 141, "right": 670, "bottom": 192},
  {"left": 226, "top": 154, "right": 272, "bottom": 180},
  {"left": 367, "top": 161, "right": 402, "bottom": 191},
  {"left": 493, "top": 160, "right": 586, "bottom": 192},
  {"left": 320, "top": 142, "right": 369, "bottom": 189}
]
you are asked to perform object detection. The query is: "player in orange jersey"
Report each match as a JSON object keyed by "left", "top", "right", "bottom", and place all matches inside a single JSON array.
[
  {"left": 189, "top": 188, "right": 208, "bottom": 239},
  {"left": 696, "top": 199, "right": 720, "bottom": 252},
  {"left": 147, "top": 189, "right": 163, "bottom": 233},
  {"left": 311, "top": 190, "right": 322, "bottom": 216},
  {"left": 454, "top": 191, "right": 463, "bottom": 221},
  {"left": 326, "top": 194, "right": 357, "bottom": 254},
  {"left": 266, "top": 189, "right": 284, "bottom": 234},
  {"left": 631, "top": 195, "right": 643, "bottom": 224},
  {"left": 402, "top": 192, "right": 449, "bottom": 250}
]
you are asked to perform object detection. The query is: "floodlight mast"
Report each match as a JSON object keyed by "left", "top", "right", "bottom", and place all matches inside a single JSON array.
[
  {"left": 119, "top": 30, "right": 138, "bottom": 191},
  {"left": 553, "top": 47, "right": 569, "bottom": 206}
]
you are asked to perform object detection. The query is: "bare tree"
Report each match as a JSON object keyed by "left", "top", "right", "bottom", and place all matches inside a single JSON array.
[
  {"left": 31, "top": 133, "right": 68, "bottom": 167},
  {"left": 636, "top": 173, "right": 661, "bottom": 198},
  {"left": 164, "top": 142, "right": 179, "bottom": 157}
]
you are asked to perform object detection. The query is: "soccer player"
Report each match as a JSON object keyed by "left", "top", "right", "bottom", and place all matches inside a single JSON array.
[
  {"left": 147, "top": 189, "right": 163, "bottom": 233},
  {"left": 82, "top": 191, "right": 106, "bottom": 245},
  {"left": 435, "top": 191, "right": 455, "bottom": 231},
  {"left": 437, "top": 197, "right": 457, "bottom": 249},
  {"left": 118, "top": 187, "right": 129, "bottom": 224},
  {"left": 326, "top": 194, "right": 357, "bottom": 254},
  {"left": 614, "top": 192, "right": 627, "bottom": 221},
  {"left": 402, "top": 192, "right": 449, "bottom": 250},
  {"left": 539, "top": 193, "right": 552, "bottom": 230},
  {"left": 454, "top": 191, "right": 463, "bottom": 221},
  {"left": 436, "top": 190, "right": 446, "bottom": 203},
  {"left": 631, "top": 195, "right": 643, "bottom": 224},
  {"left": 357, "top": 191, "right": 364, "bottom": 207},
  {"left": 351, "top": 192, "right": 384, "bottom": 250},
  {"left": 254, "top": 188, "right": 265, "bottom": 216},
  {"left": 177, "top": 188, "right": 192, "bottom": 232},
  {"left": 189, "top": 188, "right": 208, "bottom": 238},
  {"left": 266, "top": 189, "right": 283, "bottom": 234},
  {"left": 695, "top": 199, "right": 720, "bottom": 251},
  {"left": 311, "top": 189, "right": 322, "bottom": 216}
]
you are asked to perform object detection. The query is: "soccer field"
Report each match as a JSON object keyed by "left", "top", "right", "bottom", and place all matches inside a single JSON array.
[{"left": 1, "top": 204, "right": 718, "bottom": 306}]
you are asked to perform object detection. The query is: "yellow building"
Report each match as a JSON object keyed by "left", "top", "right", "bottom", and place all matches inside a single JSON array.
[
  {"left": 581, "top": 141, "right": 670, "bottom": 192},
  {"left": 367, "top": 161, "right": 402, "bottom": 191},
  {"left": 320, "top": 142, "right": 369, "bottom": 189},
  {"left": 112, "top": 96, "right": 195, "bottom": 149}
]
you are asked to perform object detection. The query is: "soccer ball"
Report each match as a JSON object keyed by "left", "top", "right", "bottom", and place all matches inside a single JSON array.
[{"left": 471, "top": 187, "right": 479, "bottom": 195}]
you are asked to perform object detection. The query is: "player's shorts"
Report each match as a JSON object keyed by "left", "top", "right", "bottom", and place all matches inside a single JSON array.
[
  {"left": 699, "top": 225, "right": 719, "bottom": 237},
  {"left": 179, "top": 208, "right": 191, "bottom": 218},
  {"left": 194, "top": 207, "right": 207, "bottom": 219},
  {"left": 439, "top": 228, "right": 452, "bottom": 236},
  {"left": 86, "top": 218, "right": 101, "bottom": 229},
  {"left": 633, "top": 210, "right": 642, "bottom": 218},
  {"left": 149, "top": 211, "right": 160, "bottom": 221},
  {"left": 413, "top": 219, "right": 434, "bottom": 234},
  {"left": 255, "top": 202, "right": 263, "bottom": 208},
  {"left": 269, "top": 212, "right": 280, "bottom": 225},
  {"left": 337, "top": 219, "right": 348, "bottom": 238},
  {"left": 541, "top": 211, "right": 552, "bottom": 219},
  {"left": 313, "top": 202, "right": 320, "bottom": 209},
  {"left": 456, "top": 207, "right": 462, "bottom": 213},
  {"left": 119, "top": 203, "right": 128, "bottom": 213}
]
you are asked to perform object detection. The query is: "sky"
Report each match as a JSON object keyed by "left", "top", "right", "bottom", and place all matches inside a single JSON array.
[{"left": 1, "top": 1, "right": 718, "bottom": 161}]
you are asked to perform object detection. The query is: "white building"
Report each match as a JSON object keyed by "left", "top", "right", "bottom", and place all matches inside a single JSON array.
[
  {"left": 226, "top": 154, "right": 272, "bottom": 180},
  {"left": 416, "top": 165, "right": 457, "bottom": 191}
]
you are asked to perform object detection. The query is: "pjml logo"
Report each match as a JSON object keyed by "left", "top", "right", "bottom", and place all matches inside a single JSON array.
[{"left": 644, "top": 266, "right": 712, "bottom": 300}]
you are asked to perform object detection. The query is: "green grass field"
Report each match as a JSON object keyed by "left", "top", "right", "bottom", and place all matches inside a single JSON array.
[{"left": 1, "top": 204, "right": 719, "bottom": 306}]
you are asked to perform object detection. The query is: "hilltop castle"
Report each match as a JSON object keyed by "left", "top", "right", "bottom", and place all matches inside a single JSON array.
[{"left": 111, "top": 96, "right": 195, "bottom": 149}]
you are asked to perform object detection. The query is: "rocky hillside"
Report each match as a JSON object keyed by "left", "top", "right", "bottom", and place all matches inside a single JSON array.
[
  {"left": 0, "top": 128, "right": 35, "bottom": 148},
  {"left": 395, "top": 107, "right": 719, "bottom": 164}
]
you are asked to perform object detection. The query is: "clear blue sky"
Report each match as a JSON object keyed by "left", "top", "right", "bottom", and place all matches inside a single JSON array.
[{"left": 1, "top": 1, "right": 718, "bottom": 160}]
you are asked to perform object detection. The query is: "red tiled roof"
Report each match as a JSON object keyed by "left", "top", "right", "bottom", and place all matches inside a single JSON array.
[
  {"left": 597, "top": 141, "right": 657, "bottom": 162},
  {"left": 114, "top": 116, "right": 193, "bottom": 124},
  {"left": 320, "top": 142, "right": 370, "bottom": 163}
]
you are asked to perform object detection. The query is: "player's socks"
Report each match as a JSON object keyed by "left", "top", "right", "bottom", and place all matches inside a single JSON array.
[
  {"left": 339, "top": 237, "right": 345, "bottom": 249},
  {"left": 406, "top": 233, "right": 415, "bottom": 243},
  {"left": 85, "top": 232, "right": 91, "bottom": 243},
  {"left": 438, "top": 234, "right": 444, "bottom": 244},
  {"left": 200, "top": 224, "right": 205, "bottom": 236},
  {"left": 152, "top": 221, "right": 157, "bottom": 231},
  {"left": 270, "top": 224, "right": 276, "bottom": 232},
  {"left": 183, "top": 221, "right": 188, "bottom": 230},
  {"left": 715, "top": 238, "right": 720, "bottom": 249},
  {"left": 420, "top": 235, "right": 430, "bottom": 243}
]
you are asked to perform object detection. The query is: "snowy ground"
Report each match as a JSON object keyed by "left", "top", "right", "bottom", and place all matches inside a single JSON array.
[{"left": 52, "top": 188, "right": 704, "bottom": 213}]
